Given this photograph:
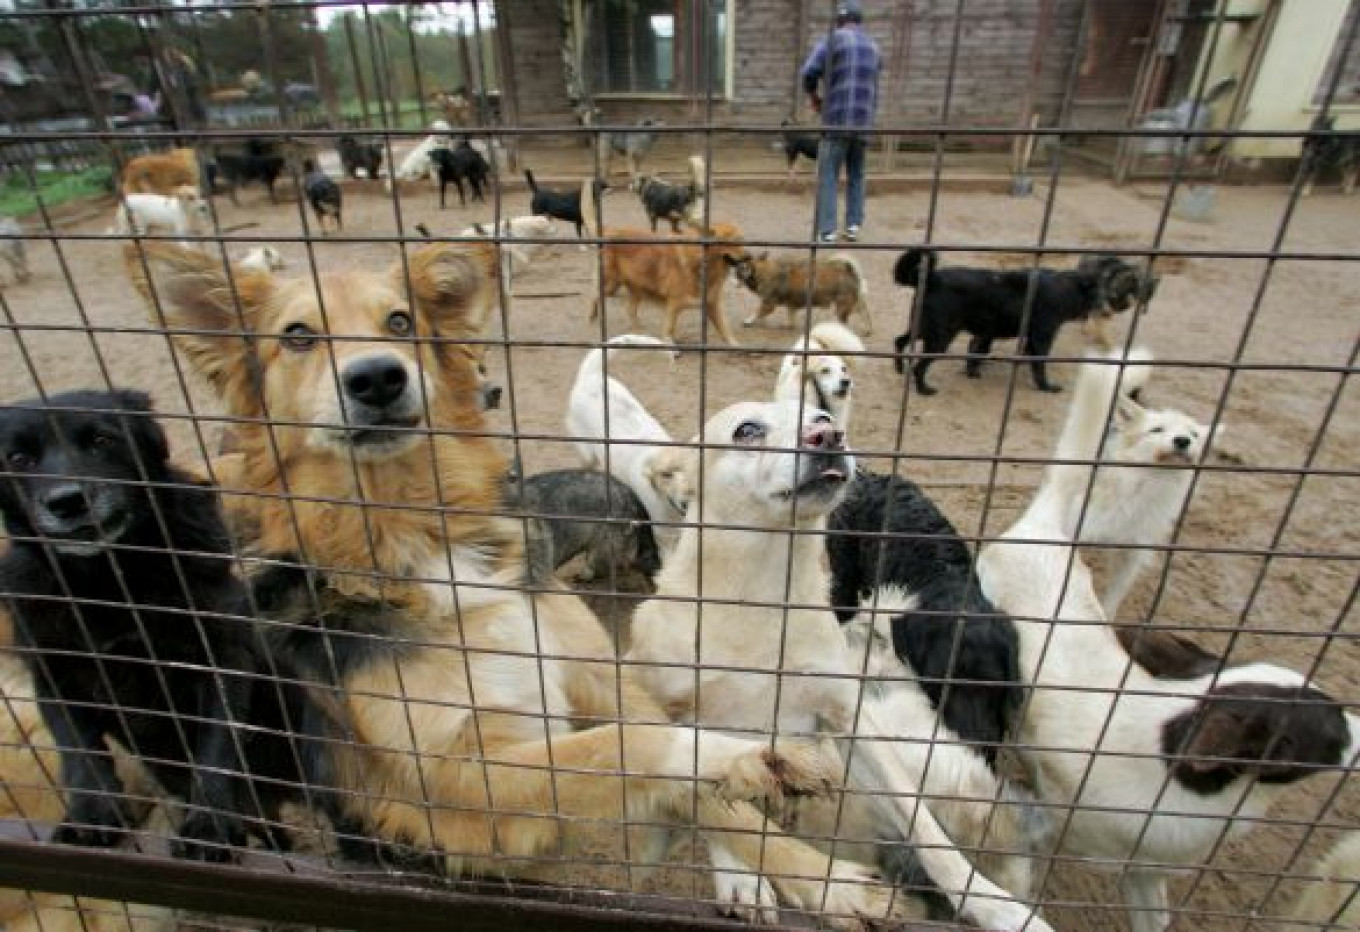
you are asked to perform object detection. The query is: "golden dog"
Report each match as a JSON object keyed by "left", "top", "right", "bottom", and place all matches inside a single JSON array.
[
  {"left": 125, "top": 243, "right": 884, "bottom": 926},
  {"left": 591, "top": 223, "right": 748, "bottom": 346}
]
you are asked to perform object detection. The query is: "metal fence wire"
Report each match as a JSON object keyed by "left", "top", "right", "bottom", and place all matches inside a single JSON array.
[{"left": 0, "top": 1, "right": 1357, "bottom": 932}]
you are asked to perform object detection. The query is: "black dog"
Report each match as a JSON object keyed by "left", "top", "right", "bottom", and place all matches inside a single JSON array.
[
  {"left": 525, "top": 169, "right": 603, "bottom": 238},
  {"left": 827, "top": 469, "right": 1022, "bottom": 761},
  {"left": 892, "top": 249, "right": 1155, "bottom": 395},
  {"left": 781, "top": 119, "right": 819, "bottom": 177},
  {"left": 430, "top": 140, "right": 491, "bottom": 209},
  {"left": 303, "top": 159, "right": 342, "bottom": 233},
  {"left": 336, "top": 135, "right": 383, "bottom": 180},
  {"left": 631, "top": 175, "right": 699, "bottom": 233},
  {"left": 212, "top": 139, "right": 285, "bottom": 206},
  {"left": 0, "top": 390, "right": 304, "bottom": 859},
  {"left": 1301, "top": 114, "right": 1360, "bottom": 195}
]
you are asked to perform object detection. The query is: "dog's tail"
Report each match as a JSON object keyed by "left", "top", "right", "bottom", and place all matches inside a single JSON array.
[
  {"left": 836, "top": 254, "right": 873, "bottom": 334},
  {"left": 684, "top": 154, "right": 708, "bottom": 226},
  {"left": 576, "top": 334, "right": 669, "bottom": 385},
  {"left": 581, "top": 177, "right": 602, "bottom": 238},
  {"left": 806, "top": 321, "right": 865, "bottom": 355},
  {"left": 893, "top": 248, "right": 933, "bottom": 288},
  {"left": 523, "top": 168, "right": 538, "bottom": 194}
]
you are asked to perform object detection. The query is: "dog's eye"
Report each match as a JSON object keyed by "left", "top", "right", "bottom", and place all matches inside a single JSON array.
[
  {"left": 387, "top": 310, "right": 413, "bottom": 337},
  {"left": 732, "top": 421, "right": 765, "bottom": 443},
  {"left": 282, "top": 323, "right": 318, "bottom": 351},
  {"left": 4, "top": 450, "right": 33, "bottom": 470},
  {"left": 1149, "top": 426, "right": 1165, "bottom": 434}
]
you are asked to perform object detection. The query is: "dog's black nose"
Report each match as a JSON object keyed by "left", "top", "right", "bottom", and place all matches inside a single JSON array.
[
  {"left": 802, "top": 422, "right": 845, "bottom": 450},
  {"left": 1174, "top": 436, "right": 1192, "bottom": 452},
  {"left": 343, "top": 357, "right": 409, "bottom": 408},
  {"left": 839, "top": 378, "right": 852, "bottom": 392},
  {"left": 41, "top": 485, "right": 89, "bottom": 522}
]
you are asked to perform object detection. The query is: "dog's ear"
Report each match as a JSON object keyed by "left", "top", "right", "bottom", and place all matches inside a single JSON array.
[
  {"left": 125, "top": 243, "right": 273, "bottom": 415},
  {"left": 1114, "top": 393, "right": 1144, "bottom": 427},
  {"left": 1139, "top": 274, "right": 1160, "bottom": 305},
  {"left": 401, "top": 242, "right": 490, "bottom": 337},
  {"left": 111, "top": 389, "right": 171, "bottom": 467}
]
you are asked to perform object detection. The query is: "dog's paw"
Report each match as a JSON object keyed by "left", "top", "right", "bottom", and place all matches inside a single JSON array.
[
  {"left": 958, "top": 895, "right": 1052, "bottom": 932},
  {"left": 916, "top": 383, "right": 938, "bottom": 396},
  {"left": 966, "top": 369, "right": 983, "bottom": 379},
  {"left": 174, "top": 811, "right": 247, "bottom": 863},
  {"left": 715, "top": 869, "right": 780, "bottom": 925},
  {"left": 704, "top": 737, "right": 838, "bottom": 804},
  {"left": 795, "top": 861, "right": 897, "bottom": 931}
]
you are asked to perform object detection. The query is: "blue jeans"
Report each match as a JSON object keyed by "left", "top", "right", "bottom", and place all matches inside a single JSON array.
[{"left": 815, "top": 133, "right": 867, "bottom": 238}]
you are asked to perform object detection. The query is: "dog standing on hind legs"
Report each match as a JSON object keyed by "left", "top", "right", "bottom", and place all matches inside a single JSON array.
[{"left": 126, "top": 242, "right": 888, "bottom": 926}]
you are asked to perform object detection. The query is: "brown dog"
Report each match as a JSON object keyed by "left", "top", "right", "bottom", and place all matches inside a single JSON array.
[
  {"left": 591, "top": 222, "right": 748, "bottom": 346},
  {"left": 726, "top": 251, "right": 872, "bottom": 334},
  {"left": 125, "top": 243, "right": 875, "bottom": 921},
  {"left": 121, "top": 147, "right": 199, "bottom": 196}
]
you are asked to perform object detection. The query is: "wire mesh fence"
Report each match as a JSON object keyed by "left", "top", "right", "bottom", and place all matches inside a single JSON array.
[{"left": 0, "top": 2, "right": 1357, "bottom": 932}]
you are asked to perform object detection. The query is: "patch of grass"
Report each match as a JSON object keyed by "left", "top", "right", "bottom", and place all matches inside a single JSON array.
[{"left": 0, "top": 166, "right": 113, "bottom": 219}]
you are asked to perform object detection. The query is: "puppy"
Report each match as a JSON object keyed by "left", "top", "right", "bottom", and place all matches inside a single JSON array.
[
  {"left": 303, "top": 159, "right": 342, "bottom": 233},
  {"left": 504, "top": 468, "right": 661, "bottom": 586},
  {"left": 0, "top": 389, "right": 302, "bottom": 861},
  {"left": 892, "top": 248, "right": 1155, "bottom": 394},
  {"left": 431, "top": 140, "right": 491, "bottom": 208},
  {"left": 630, "top": 155, "right": 705, "bottom": 232},
  {"left": 121, "top": 147, "right": 199, "bottom": 196},
  {"left": 128, "top": 242, "right": 835, "bottom": 896},
  {"left": 387, "top": 119, "right": 453, "bottom": 188},
  {"left": 627, "top": 400, "right": 1052, "bottom": 932},
  {"left": 598, "top": 117, "right": 661, "bottom": 178},
  {"left": 239, "top": 245, "right": 287, "bottom": 273},
  {"left": 826, "top": 469, "right": 1022, "bottom": 761},
  {"left": 976, "top": 352, "right": 1359, "bottom": 932},
  {"left": 781, "top": 119, "right": 820, "bottom": 178},
  {"left": 773, "top": 321, "right": 863, "bottom": 432},
  {"left": 525, "top": 168, "right": 601, "bottom": 238},
  {"left": 0, "top": 215, "right": 31, "bottom": 284},
  {"left": 111, "top": 189, "right": 211, "bottom": 240},
  {"left": 727, "top": 251, "right": 871, "bottom": 333},
  {"left": 592, "top": 222, "right": 749, "bottom": 346},
  {"left": 1301, "top": 114, "right": 1360, "bottom": 196},
  {"left": 336, "top": 134, "right": 383, "bottom": 179},
  {"left": 564, "top": 334, "right": 687, "bottom": 532},
  {"left": 1073, "top": 347, "right": 1216, "bottom": 618}
]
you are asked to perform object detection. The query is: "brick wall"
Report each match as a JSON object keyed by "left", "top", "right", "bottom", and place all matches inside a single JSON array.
[{"left": 500, "top": 0, "right": 1091, "bottom": 143}]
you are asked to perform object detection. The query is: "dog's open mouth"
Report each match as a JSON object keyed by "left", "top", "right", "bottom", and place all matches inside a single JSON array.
[{"left": 778, "top": 463, "right": 850, "bottom": 500}]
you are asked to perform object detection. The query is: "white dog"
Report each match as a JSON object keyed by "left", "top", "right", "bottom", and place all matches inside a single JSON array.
[
  {"left": 977, "top": 351, "right": 1359, "bottom": 932},
  {"left": 1073, "top": 348, "right": 1216, "bottom": 617},
  {"left": 628, "top": 399, "right": 1055, "bottom": 932},
  {"left": 1290, "top": 833, "right": 1360, "bottom": 929},
  {"left": 110, "top": 189, "right": 211, "bottom": 240},
  {"left": 564, "top": 335, "right": 689, "bottom": 532},
  {"left": 460, "top": 214, "right": 556, "bottom": 284},
  {"left": 773, "top": 321, "right": 864, "bottom": 433},
  {"left": 387, "top": 119, "right": 452, "bottom": 189},
  {"left": 238, "top": 246, "right": 287, "bottom": 273}
]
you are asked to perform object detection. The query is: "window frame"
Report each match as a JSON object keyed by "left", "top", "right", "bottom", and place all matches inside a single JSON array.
[{"left": 573, "top": 0, "right": 735, "bottom": 101}]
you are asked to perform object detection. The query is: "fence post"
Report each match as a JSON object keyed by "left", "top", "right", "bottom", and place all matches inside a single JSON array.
[{"left": 344, "top": 15, "right": 372, "bottom": 128}]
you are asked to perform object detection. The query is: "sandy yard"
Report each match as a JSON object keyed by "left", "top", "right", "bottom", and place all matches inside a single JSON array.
[{"left": 1, "top": 172, "right": 1357, "bottom": 932}]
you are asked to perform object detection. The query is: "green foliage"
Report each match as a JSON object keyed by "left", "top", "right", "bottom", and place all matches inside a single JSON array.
[{"left": 0, "top": 166, "right": 113, "bottom": 218}]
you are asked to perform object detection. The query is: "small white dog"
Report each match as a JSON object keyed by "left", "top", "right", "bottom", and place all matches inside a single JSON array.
[
  {"left": 773, "top": 321, "right": 864, "bottom": 433},
  {"left": 387, "top": 120, "right": 452, "bottom": 189},
  {"left": 111, "top": 188, "right": 211, "bottom": 240},
  {"left": 1073, "top": 348, "right": 1216, "bottom": 617},
  {"left": 977, "top": 351, "right": 1359, "bottom": 932},
  {"left": 564, "top": 335, "right": 689, "bottom": 531},
  {"left": 460, "top": 214, "right": 556, "bottom": 284},
  {"left": 628, "top": 399, "right": 1054, "bottom": 932},
  {"left": 238, "top": 246, "right": 287, "bottom": 273}
]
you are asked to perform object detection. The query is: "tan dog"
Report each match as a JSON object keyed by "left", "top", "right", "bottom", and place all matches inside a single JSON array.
[
  {"left": 591, "top": 222, "right": 748, "bottom": 346},
  {"left": 726, "top": 251, "right": 872, "bottom": 334},
  {"left": 125, "top": 243, "right": 855, "bottom": 917},
  {"left": 121, "top": 147, "right": 199, "bottom": 196}
]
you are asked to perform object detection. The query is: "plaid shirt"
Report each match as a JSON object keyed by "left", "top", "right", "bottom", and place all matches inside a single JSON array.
[{"left": 801, "top": 24, "right": 882, "bottom": 130}]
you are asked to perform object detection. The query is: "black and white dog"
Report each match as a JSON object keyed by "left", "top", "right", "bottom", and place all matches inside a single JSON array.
[
  {"left": 781, "top": 119, "right": 820, "bottom": 178},
  {"left": 525, "top": 169, "right": 605, "bottom": 238},
  {"left": 629, "top": 156, "right": 705, "bottom": 233},
  {"left": 0, "top": 390, "right": 304, "bottom": 860},
  {"left": 827, "top": 469, "right": 1023, "bottom": 762},
  {"left": 892, "top": 249, "right": 1156, "bottom": 395},
  {"left": 336, "top": 135, "right": 383, "bottom": 180}
]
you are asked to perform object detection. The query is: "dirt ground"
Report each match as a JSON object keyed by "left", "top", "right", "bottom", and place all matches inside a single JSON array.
[{"left": 1, "top": 172, "right": 1357, "bottom": 932}]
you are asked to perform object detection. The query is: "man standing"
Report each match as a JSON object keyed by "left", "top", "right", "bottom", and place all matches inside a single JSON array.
[{"left": 800, "top": 0, "right": 881, "bottom": 243}]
